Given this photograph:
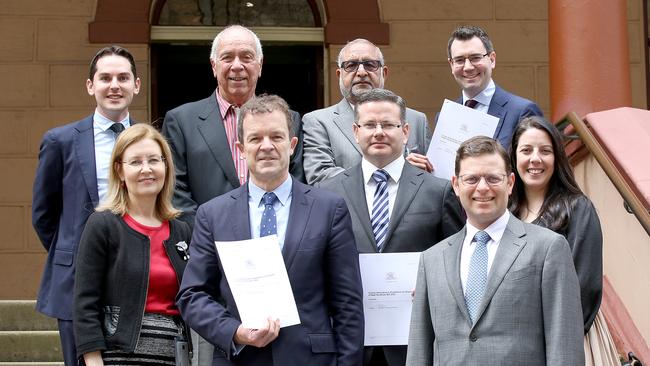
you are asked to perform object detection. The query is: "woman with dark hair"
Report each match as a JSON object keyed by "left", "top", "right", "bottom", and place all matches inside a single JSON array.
[
  {"left": 74, "top": 124, "right": 192, "bottom": 365},
  {"left": 509, "top": 116, "right": 602, "bottom": 334}
]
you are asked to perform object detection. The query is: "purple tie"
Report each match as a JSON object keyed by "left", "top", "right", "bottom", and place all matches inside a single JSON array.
[{"left": 464, "top": 99, "right": 479, "bottom": 109}]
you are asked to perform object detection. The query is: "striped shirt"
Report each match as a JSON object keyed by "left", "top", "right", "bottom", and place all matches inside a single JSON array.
[{"left": 216, "top": 90, "right": 248, "bottom": 185}]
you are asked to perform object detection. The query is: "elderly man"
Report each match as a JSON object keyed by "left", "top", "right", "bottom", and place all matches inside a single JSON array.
[
  {"left": 32, "top": 45, "right": 140, "bottom": 365},
  {"left": 162, "top": 25, "right": 304, "bottom": 227},
  {"left": 303, "top": 39, "right": 431, "bottom": 184},
  {"left": 319, "top": 89, "right": 463, "bottom": 366},
  {"left": 177, "top": 94, "right": 364, "bottom": 366},
  {"left": 405, "top": 136, "right": 583, "bottom": 366},
  {"left": 446, "top": 25, "right": 542, "bottom": 149}
]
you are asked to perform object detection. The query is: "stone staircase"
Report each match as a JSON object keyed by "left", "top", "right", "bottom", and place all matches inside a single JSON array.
[{"left": 0, "top": 300, "right": 63, "bottom": 366}]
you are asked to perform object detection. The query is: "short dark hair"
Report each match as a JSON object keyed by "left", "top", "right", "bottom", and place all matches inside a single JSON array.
[
  {"left": 353, "top": 88, "right": 406, "bottom": 122},
  {"left": 455, "top": 136, "right": 510, "bottom": 176},
  {"left": 89, "top": 45, "right": 137, "bottom": 80},
  {"left": 237, "top": 94, "right": 294, "bottom": 142},
  {"left": 447, "top": 25, "right": 495, "bottom": 58},
  {"left": 509, "top": 116, "right": 584, "bottom": 232}
]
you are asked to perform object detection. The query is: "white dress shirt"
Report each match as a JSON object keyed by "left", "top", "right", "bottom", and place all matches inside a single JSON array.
[
  {"left": 462, "top": 79, "right": 496, "bottom": 114},
  {"left": 460, "top": 210, "right": 510, "bottom": 293},
  {"left": 361, "top": 156, "right": 405, "bottom": 221}
]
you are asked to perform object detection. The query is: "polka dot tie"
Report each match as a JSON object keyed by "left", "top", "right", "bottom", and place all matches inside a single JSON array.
[
  {"left": 464, "top": 230, "right": 491, "bottom": 324},
  {"left": 260, "top": 192, "right": 278, "bottom": 237}
]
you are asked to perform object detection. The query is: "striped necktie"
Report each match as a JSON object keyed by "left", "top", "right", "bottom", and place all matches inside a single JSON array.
[{"left": 371, "top": 169, "right": 390, "bottom": 252}]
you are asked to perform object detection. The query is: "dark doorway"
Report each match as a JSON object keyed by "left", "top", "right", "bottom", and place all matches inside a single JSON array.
[{"left": 150, "top": 43, "right": 323, "bottom": 125}]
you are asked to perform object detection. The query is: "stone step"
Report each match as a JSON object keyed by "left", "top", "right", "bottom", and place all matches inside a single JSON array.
[
  {"left": 0, "top": 331, "right": 62, "bottom": 363},
  {"left": 0, "top": 301, "right": 57, "bottom": 331}
]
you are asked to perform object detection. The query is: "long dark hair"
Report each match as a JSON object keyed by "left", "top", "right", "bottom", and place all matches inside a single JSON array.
[{"left": 509, "top": 116, "right": 583, "bottom": 233}]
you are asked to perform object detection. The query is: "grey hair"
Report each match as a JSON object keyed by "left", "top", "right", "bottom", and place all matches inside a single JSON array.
[
  {"left": 337, "top": 38, "right": 385, "bottom": 67},
  {"left": 210, "top": 25, "right": 263, "bottom": 62}
]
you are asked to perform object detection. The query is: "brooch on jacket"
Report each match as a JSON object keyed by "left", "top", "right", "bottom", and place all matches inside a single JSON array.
[{"left": 175, "top": 241, "right": 189, "bottom": 261}]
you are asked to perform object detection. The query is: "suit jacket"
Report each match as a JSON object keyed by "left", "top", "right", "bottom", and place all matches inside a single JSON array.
[
  {"left": 162, "top": 92, "right": 305, "bottom": 225},
  {"left": 303, "top": 98, "right": 430, "bottom": 184},
  {"left": 176, "top": 180, "right": 364, "bottom": 366},
  {"left": 32, "top": 115, "right": 133, "bottom": 320},
  {"left": 443, "top": 84, "right": 543, "bottom": 149},
  {"left": 405, "top": 215, "right": 584, "bottom": 366},
  {"left": 319, "top": 161, "right": 463, "bottom": 366}
]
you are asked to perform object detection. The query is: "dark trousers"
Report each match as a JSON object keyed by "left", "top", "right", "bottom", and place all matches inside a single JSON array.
[{"left": 58, "top": 319, "right": 85, "bottom": 366}]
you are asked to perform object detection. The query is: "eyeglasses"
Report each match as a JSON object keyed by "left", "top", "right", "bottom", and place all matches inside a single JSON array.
[
  {"left": 121, "top": 156, "right": 166, "bottom": 169},
  {"left": 458, "top": 173, "right": 507, "bottom": 186},
  {"left": 450, "top": 53, "right": 489, "bottom": 67},
  {"left": 339, "top": 60, "right": 383, "bottom": 73},
  {"left": 355, "top": 122, "right": 402, "bottom": 131}
]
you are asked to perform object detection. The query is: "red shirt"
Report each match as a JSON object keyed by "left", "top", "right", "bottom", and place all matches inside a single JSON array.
[{"left": 123, "top": 214, "right": 179, "bottom": 315}]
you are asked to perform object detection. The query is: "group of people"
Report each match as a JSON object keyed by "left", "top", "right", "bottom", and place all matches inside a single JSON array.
[{"left": 31, "top": 23, "right": 602, "bottom": 366}]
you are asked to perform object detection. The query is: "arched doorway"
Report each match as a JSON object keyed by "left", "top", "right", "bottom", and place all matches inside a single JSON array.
[{"left": 149, "top": 0, "right": 325, "bottom": 122}]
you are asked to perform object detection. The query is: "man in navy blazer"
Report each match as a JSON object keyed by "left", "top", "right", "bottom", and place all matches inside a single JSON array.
[
  {"left": 31, "top": 46, "right": 140, "bottom": 365},
  {"left": 177, "top": 95, "right": 364, "bottom": 366},
  {"left": 446, "top": 25, "right": 542, "bottom": 149}
]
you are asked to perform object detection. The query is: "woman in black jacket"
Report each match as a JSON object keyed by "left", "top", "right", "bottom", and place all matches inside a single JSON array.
[
  {"left": 74, "top": 124, "right": 192, "bottom": 365},
  {"left": 509, "top": 116, "right": 603, "bottom": 335}
]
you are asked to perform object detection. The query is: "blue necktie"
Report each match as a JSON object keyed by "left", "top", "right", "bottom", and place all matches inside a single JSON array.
[
  {"left": 371, "top": 170, "right": 390, "bottom": 252},
  {"left": 260, "top": 192, "right": 277, "bottom": 237},
  {"left": 465, "top": 230, "right": 491, "bottom": 324}
]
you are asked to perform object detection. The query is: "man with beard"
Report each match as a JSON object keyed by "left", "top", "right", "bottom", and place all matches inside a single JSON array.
[{"left": 302, "top": 39, "right": 431, "bottom": 184}]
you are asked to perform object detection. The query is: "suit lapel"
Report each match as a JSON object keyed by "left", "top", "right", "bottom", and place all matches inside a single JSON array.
[
  {"left": 487, "top": 86, "right": 509, "bottom": 140},
  {"left": 342, "top": 167, "right": 376, "bottom": 253},
  {"left": 443, "top": 228, "right": 472, "bottom": 323},
  {"left": 282, "top": 181, "right": 314, "bottom": 270},
  {"left": 228, "top": 185, "right": 252, "bottom": 240},
  {"left": 473, "top": 216, "right": 527, "bottom": 325},
  {"left": 197, "top": 93, "right": 241, "bottom": 188},
  {"left": 74, "top": 116, "right": 99, "bottom": 207},
  {"left": 383, "top": 163, "right": 423, "bottom": 250},
  {"left": 332, "top": 100, "right": 361, "bottom": 156}
]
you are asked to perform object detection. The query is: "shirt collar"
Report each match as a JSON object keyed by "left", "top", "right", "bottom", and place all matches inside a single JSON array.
[
  {"left": 93, "top": 109, "right": 130, "bottom": 135},
  {"left": 462, "top": 79, "right": 496, "bottom": 107},
  {"left": 248, "top": 175, "right": 293, "bottom": 207},
  {"left": 361, "top": 155, "right": 405, "bottom": 185},
  {"left": 465, "top": 210, "right": 510, "bottom": 245}
]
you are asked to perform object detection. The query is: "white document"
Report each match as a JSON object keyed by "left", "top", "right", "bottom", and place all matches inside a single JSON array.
[
  {"left": 359, "top": 252, "right": 421, "bottom": 346},
  {"left": 426, "top": 99, "right": 500, "bottom": 180},
  {"left": 215, "top": 235, "right": 300, "bottom": 329}
]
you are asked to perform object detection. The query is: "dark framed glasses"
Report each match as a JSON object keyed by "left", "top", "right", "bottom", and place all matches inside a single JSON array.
[{"left": 339, "top": 60, "right": 383, "bottom": 73}]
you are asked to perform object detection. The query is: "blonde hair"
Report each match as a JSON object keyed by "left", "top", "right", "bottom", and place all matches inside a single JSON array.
[{"left": 97, "top": 123, "right": 180, "bottom": 221}]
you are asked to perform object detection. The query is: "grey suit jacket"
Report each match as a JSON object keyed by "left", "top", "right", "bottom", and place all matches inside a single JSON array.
[
  {"left": 319, "top": 161, "right": 463, "bottom": 366},
  {"left": 303, "top": 98, "right": 430, "bottom": 184},
  {"left": 406, "top": 215, "right": 584, "bottom": 366},
  {"left": 162, "top": 91, "right": 304, "bottom": 225}
]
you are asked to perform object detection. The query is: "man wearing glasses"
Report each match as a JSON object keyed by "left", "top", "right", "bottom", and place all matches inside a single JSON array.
[
  {"left": 320, "top": 89, "right": 463, "bottom": 366},
  {"left": 447, "top": 25, "right": 542, "bottom": 149},
  {"left": 405, "top": 136, "right": 583, "bottom": 366},
  {"left": 303, "top": 39, "right": 431, "bottom": 184}
]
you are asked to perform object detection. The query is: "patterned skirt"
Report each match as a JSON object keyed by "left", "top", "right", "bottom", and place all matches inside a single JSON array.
[{"left": 102, "top": 312, "right": 181, "bottom": 365}]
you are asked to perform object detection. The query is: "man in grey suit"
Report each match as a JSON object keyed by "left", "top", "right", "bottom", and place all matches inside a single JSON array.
[
  {"left": 446, "top": 25, "right": 542, "bottom": 149},
  {"left": 406, "top": 136, "right": 584, "bottom": 366},
  {"left": 303, "top": 39, "right": 431, "bottom": 184},
  {"left": 320, "top": 89, "right": 463, "bottom": 366}
]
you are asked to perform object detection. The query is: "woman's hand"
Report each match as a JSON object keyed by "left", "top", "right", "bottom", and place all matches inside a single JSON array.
[{"left": 83, "top": 351, "right": 104, "bottom": 366}]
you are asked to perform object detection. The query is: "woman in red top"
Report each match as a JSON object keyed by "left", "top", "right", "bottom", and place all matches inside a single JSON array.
[{"left": 74, "top": 124, "right": 192, "bottom": 365}]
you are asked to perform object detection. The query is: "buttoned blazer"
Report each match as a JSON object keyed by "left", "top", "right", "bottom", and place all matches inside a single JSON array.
[
  {"left": 319, "top": 161, "right": 463, "bottom": 366},
  {"left": 162, "top": 92, "right": 305, "bottom": 225},
  {"left": 405, "top": 216, "right": 584, "bottom": 366},
  {"left": 176, "top": 181, "right": 364, "bottom": 366},
  {"left": 302, "top": 98, "right": 430, "bottom": 184},
  {"left": 32, "top": 115, "right": 134, "bottom": 320}
]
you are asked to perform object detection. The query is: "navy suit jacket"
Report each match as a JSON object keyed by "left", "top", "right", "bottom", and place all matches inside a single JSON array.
[
  {"left": 32, "top": 115, "right": 131, "bottom": 320},
  {"left": 445, "top": 84, "right": 543, "bottom": 149},
  {"left": 177, "top": 180, "right": 364, "bottom": 366}
]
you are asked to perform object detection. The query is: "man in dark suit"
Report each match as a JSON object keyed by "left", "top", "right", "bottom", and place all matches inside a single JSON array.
[
  {"left": 162, "top": 25, "right": 304, "bottom": 228},
  {"left": 446, "top": 25, "right": 543, "bottom": 149},
  {"left": 177, "top": 94, "right": 364, "bottom": 366},
  {"left": 319, "top": 89, "right": 463, "bottom": 366},
  {"left": 405, "top": 136, "right": 583, "bottom": 366},
  {"left": 31, "top": 45, "right": 140, "bottom": 365}
]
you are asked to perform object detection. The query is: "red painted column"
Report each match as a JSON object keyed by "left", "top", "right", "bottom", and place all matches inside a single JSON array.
[{"left": 549, "top": 0, "right": 632, "bottom": 121}]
